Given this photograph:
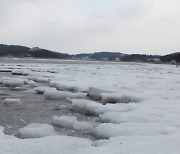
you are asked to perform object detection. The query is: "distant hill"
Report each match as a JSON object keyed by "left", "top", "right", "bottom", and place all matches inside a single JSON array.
[
  {"left": 0, "top": 44, "right": 29, "bottom": 57},
  {"left": 73, "top": 52, "right": 160, "bottom": 62},
  {"left": 0, "top": 44, "right": 71, "bottom": 59},
  {"left": 73, "top": 52, "right": 127, "bottom": 61},
  {"left": 161, "top": 52, "right": 180, "bottom": 62},
  {"left": 121, "top": 54, "right": 160, "bottom": 62},
  {"left": 0, "top": 44, "right": 161, "bottom": 62}
]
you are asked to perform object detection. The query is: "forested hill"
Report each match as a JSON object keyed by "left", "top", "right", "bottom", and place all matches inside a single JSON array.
[
  {"left": 0, "top": 44, "right": 162, "bottom": 62},
  {"left": 73, "top": 52, "right": 161, "bottom": 62},
  {"left": 0, "top": 44, "right": 71, "bottom": 59},
  {"left": 161, "top": 52, "right": 180, "bottom": 62}
]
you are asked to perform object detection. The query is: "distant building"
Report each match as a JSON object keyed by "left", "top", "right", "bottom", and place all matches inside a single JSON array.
[{"left": 147, "top": 58, "right": 160, "bottom": 62}]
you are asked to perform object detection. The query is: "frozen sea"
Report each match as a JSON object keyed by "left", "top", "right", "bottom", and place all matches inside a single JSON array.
[{"left": 0, "top": 58, "right": 180, "bottom": 154}]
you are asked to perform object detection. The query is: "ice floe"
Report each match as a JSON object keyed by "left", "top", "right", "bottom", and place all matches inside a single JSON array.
[
  {"left": 44, "top": 90, "right": 87, "bottom": 100},
  {"left": 34, "top": 86, "right": 56, "bottom": 94},
  {"left": 101, "top": 93, "right": 144, "bottom": 104},
  {"left": 2, "top": 78, "right": 25, "bottom": 88},
  {"left": 18, "top": 123, "right": 56, "bottom": 138},
  {"left": 52, "top": 115, "right": 93, "bottom": 131},
  {"left": 3, "top": 98, "right": 22, "bottom": 106},
  {"left": 52, "top": 116, "right": 77, "bottom": 128}
]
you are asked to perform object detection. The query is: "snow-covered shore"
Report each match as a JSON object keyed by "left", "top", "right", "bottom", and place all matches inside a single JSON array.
[{"left": 0, "top": 59, "right": 180, "bottom": 154}]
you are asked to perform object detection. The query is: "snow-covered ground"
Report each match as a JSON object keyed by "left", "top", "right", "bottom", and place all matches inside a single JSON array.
[{"left": 0, "top": 58, "right": 180, "bottom": 154}]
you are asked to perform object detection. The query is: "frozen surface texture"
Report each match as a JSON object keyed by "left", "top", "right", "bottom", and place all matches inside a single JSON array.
[{"left": 0, "top": 59, "right": 180, "bottom": 154}]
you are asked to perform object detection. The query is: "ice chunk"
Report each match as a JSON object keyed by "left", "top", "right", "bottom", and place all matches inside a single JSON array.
[
  {"left": 71, "top": 99, "right": 104, "bottom": 116},
  {"left": 12, "top": 70, "right": 23, "bottom": 75},
  {"left": 27, "top": 74, "right": 49, "bottom": 83},
  {"left": 44, "top": 90, "right": 87, "bottom": 100},
  {"left": 18, "top": 123, "right": 56, "bottom": 138},
  {"left": 87, "top": 87, "right": 115, "bottom": 100},
  {"left": 4, "top": 98, "right": 22, "bottom": 106},
  {"left": 61, "top": 91, "right": 78, "bottom": 99},
  {"left": 52, "top": 115, "right": 93, "bottom": 130},
  {"left": 44, "top": 89, "right": 62, "bottom": 99},
  {"left": 53, "top": 116, "right": 77, "bottom": 128},
  {"left": 25, "top": 80, "right": 37, "bottom": 87},
  {"left": 12, "top": 69, "right": 30, "bottom": 76},
  {"left": 101, "top": 93, "right": 143, "bottom": 104},
  {"left": 50, "top": 81, "right": 87, "bottom": 92},
  {"left": 71, "top": 99, "right": 135, "bottom": 116},
  {"left": 34, "top": 86, "right": 56, "bottom": 94},
  {"left": 87, "top": 87, "right": 104, "bottom": 100},
  {"left": 22, "top": 70, "right": 31, "bottom": 76},
  {"left": 2, "top": 78, "right": 24, "bottom": 88}
]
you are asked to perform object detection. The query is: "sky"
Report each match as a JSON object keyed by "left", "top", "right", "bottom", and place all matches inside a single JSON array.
[{"left": 0, "top": 0, "right": 180, "bottom": 55}]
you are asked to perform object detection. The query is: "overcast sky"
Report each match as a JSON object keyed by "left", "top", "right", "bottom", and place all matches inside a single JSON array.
[{"left": 0, "top": 0, "right": 180, "bottom": 55}]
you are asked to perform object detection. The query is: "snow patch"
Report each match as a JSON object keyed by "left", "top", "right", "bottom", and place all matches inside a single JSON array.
[{"left": 94, "top": 123, "right": 180, "bottom": 139}]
